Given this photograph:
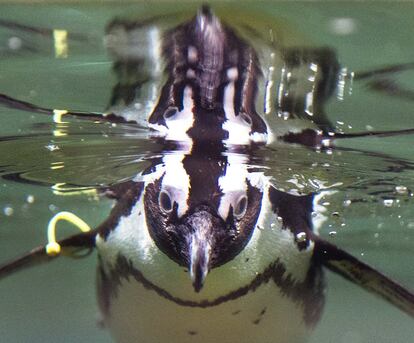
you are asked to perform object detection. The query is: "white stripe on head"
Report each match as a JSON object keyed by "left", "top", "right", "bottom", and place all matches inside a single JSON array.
[
  {"left": 217, "top": 153, "right": 249, "bottom": 219},
  {"left": 148, "top": 86, "right": 195, "bottom": 144},
  {"left": 161, "top": 152, "right": 191, "bottom": 217},
  {"left": 222, "top": 70, "right": 269, "bottom": 146},
  {"left": 222, "top": 75, "right": 252, "bottom": 146}
]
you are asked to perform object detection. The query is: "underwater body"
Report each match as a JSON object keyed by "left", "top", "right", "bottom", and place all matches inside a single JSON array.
[{"left": 0, "top": 3, "right": 414, "bottom": 343}]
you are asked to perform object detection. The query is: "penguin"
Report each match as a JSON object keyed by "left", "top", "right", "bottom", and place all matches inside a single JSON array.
[
  {"left": 0, "top": 5, "right": 413, "bottom": 343},
  {"left": 94, "top": 142, "right": 327, "bottom": 343}
]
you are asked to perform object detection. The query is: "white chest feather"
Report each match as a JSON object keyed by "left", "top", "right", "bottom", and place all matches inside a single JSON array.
[{"left": 106, "top": 277, "right": 311, "bottom": 343}]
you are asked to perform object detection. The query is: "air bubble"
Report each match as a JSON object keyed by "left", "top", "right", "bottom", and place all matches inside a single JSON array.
[
  {"left": 8, "top": 37, "right": 22, "bottom": 50},
  {"left": 49, "top": 204, "right": 58, "bottom": 212},
  {"left": 3, "top": 206, "right": 14, "bottom": 216},
  {"left": 329, "top": 18, "right": 357, "bottom": 36},
  {"left": 26, "top": 195, "right": 35, "bottom": 204}
]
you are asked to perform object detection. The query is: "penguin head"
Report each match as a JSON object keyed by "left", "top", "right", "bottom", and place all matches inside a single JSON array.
[{"left": 143, "top": 171, "right": 263, "bottom": 292}]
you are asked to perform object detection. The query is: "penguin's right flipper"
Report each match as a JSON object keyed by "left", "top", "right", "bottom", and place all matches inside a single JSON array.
[
  {"left": 313, "top": 237, "right": 414, "bottom": 318},
  {"left": 0, "top": 93, "right": 137, "bottom": 124},
  {"left": 0, "top": 180, "right": 146, "bottom": 281},
  {"left": 0, "top": 230, "right": 97, "bottom": 281}
]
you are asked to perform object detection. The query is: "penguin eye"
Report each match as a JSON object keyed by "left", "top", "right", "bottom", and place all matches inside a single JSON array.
[
  {"left": 159, "top": 191, "right": 173, "bottom": 213},
  {"left": 163, "top": 107, "right": 178, "bottom": 120},
  {"left": 234, "top": 195, "right": 248, "bottom": 219}
]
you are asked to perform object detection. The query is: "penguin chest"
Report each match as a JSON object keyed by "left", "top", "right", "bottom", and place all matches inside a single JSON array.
[{"left": 100, "top": 273, "right": 312, "bottom": 343}]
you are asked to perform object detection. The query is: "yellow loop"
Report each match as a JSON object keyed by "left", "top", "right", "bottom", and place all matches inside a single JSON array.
[{"left": 46, "top": 211, "right": 91, "bottom": 256}]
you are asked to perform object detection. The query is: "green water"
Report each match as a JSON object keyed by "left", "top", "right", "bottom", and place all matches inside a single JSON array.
[{"left": 0, "top": 2, "right": 413, "bottom": 342}]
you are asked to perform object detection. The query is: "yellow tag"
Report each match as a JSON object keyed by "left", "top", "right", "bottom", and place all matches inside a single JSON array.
[{"left": 46, "top": 211, "right": 91, "bottom": 256}]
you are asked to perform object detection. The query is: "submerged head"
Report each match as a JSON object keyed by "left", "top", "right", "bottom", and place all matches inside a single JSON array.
[{"left": 143, "top": 163, "right": 263, "bottom": 292}]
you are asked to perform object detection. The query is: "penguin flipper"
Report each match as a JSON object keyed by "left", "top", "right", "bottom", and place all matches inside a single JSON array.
[
  {"left": 0, "top": 92, "right": 139, "bottom": 125},
  {"left": 0, "top": 230, "right": 96, "bottom": 281},
  {"left": 0, "top": 180, "right": 145, "bottom": 280},
  {"left": 313, "top": 237, "right": 414, "bottom": 318}
]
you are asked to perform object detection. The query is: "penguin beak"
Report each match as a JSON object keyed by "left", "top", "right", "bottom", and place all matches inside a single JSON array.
[
  {"left": 190, "top": 235, "right": 211, "bottom": 292},
  {"left": 186, "top": 211, "right": 214, "bottom": 293}
]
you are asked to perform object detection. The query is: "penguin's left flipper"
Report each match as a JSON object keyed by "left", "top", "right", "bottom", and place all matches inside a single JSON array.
[
  {"left": 354, "top": 62, "right": 414, "bottom": 81},
  {"left": 0, "top": 230, "right": 96, "bottom": 281},
  {"left": 268, "top": 186, "right": 414, "bottom": 317},
  {"left": 313, "top": 237, "right": 414, "bottom": 318},
  {"left": 354, "top": 62, "right": 414, "bottom": 101},
  {"left": 280, "top": 126, "right": 414, "bottom": 148}
]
